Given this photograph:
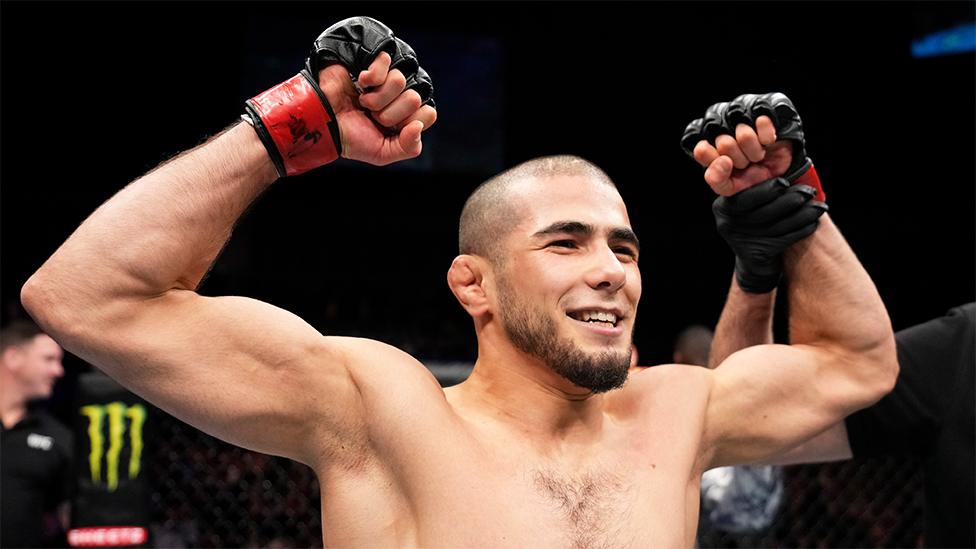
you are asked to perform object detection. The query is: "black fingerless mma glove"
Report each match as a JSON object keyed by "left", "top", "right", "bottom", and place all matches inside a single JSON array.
[
  {"left": 243, "top": 16, "right": 435, "bottom": 178},
  {"left": 714, "top": 178, "right": 828, "bottom": 293},
  {"left": 307, "top": 17, "right": 435, "bottom": 108},
  {"left": 681, "top": 92, "right": 825, "bottom": 201}
]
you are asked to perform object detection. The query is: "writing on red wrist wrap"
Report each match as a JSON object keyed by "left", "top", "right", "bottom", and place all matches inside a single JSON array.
[{"left": 244, "top": 70, "right": 341, "bottom": 177}]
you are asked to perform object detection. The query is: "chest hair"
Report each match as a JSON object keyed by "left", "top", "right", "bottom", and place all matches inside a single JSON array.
[{"left": 532, "top": 468, "right": 634, "bottom": 549}]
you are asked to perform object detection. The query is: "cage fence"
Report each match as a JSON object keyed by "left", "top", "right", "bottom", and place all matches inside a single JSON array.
[{"left": 148, "top": 413, "right": 923, "bottom": 548}]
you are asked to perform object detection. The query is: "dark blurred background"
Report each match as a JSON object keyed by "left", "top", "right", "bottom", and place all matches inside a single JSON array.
[{"left": 2, "top": 1, "right": 973, "bottom": 547}]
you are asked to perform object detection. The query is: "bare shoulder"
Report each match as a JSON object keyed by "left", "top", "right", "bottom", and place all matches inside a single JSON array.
[
  {"left": 608, "top": 365, "right": 714, "bottom": 472},
  {"left": 610, "top": 365, "right": 712, "bottom": 416},
  {"left": 627, "top": 364, "right": 712, "bottom": 393},
  {"left": 317, "top": 336, "right": 453, "bottom": 430},
  {"left": 318, "top": 335, "right": 446, "bottom": 399}
]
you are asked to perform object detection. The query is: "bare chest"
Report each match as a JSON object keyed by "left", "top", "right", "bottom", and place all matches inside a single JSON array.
[
  {"left": 443, "top": 454, "right": 692, "bottom": 548},
  {"left": 322, "top": 432, "right": 700, "bottom": 548},
  {"left": 321, "top": 370, "right": 710, "bottom": 547}
]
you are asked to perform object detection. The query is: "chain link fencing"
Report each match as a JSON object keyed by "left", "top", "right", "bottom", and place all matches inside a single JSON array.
[
  {"left": 147, "top": 411, "right": 923, "bottom": 548},
  {"left": 698, "top": 459, "right": 923, "bottom": 548}
]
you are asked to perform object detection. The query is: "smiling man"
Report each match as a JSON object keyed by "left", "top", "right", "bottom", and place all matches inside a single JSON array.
[
  {"left": 21, "top": 17, "right": 897, "bottom": 548},
  {"left": 455, "top": 158, "right": 641, "bottom": 395}
]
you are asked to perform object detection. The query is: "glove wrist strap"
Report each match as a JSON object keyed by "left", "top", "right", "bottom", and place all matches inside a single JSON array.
[
  {"left": 243, "top": 70, "right": 342, "bottom": 178},
  {"left": 785, "top": 158, "right": 825, "bottom": 202}
]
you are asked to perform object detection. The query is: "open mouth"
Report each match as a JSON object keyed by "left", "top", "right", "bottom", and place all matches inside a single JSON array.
[{"left": 567, "top": 310, "right": 619, "bottom": 329}]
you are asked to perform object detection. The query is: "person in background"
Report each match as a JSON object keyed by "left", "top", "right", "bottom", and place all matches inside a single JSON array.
[
  {"left": 1, "top": 318, "right": 73, "bottom": 548},
  {"left": 673, "top": 325, "right": 713, "bottom": 367}
]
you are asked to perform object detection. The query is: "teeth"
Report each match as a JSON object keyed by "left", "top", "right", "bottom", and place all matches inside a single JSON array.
[{"left": 578, "top": 311, "right": 618, "bottom": 324}]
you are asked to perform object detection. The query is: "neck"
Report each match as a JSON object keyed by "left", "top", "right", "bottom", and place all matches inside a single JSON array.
[
  {"left": 453, "top": 341, "right": 608, "bottom": 446},
  {"left": 0, "top": 377, "right": 28, "bottom": 429}
]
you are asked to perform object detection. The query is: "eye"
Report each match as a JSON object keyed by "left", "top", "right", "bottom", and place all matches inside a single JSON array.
[
  {"left": 614, "top": 247, "right": 638, "bottom": 261},
  {"left": 549, "top": 240, "right": 578, "bottom": 249}
]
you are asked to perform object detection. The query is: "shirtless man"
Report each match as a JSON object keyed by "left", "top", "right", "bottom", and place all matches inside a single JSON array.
[{"left": 21, "top": 17, "right": 897, "bottom": 547}]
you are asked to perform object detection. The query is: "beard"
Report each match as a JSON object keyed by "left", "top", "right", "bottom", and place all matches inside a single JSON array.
[{"left": 496, "top": 277, "right": 631, "bottom": 394}]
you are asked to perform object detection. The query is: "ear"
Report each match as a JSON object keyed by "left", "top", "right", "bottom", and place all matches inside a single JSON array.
[
  {"left": 447, "top": 255, "right": 490, "bottom": 317},
  {"left": 1, "top": 346, "right": 22, "bottom": 372}
]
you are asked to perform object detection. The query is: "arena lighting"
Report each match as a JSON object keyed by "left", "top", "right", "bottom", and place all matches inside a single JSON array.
[{"left": 911, "top": 23, "right": 976, "bottom": 58}]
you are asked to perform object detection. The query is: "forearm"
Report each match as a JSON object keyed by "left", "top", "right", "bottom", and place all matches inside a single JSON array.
[
  {"left": 785, "top": 214, "right": 896, "bottom": 372},
  {"left": 709, "top": 279, "right": 776, "bottom": 368},
  {"left": 23, "top": 122, "right": 277, "bottom": 327}
]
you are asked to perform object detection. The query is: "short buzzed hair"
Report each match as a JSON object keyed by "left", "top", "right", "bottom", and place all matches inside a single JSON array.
[
  {"left": 0, "top": 319, "right": 45, "bottom": 352},
  {"left": 458, "top": 155, "right": 616, "bottom": 264}
]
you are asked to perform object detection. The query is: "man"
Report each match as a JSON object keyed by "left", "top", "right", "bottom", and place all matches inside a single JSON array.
[
  {"left": 1, "top": 319, "right": 72, "bottom": 548},
  {"left": 712, "top": 292, "right": 975, "bottom": 547},
  {"left": 21, "top": 17, "right": 897, "bottom": 547}
]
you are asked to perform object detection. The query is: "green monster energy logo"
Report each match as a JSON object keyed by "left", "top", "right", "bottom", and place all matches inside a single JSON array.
[{"left": 79, "top": 402, "right": 147, "bottom": 491}]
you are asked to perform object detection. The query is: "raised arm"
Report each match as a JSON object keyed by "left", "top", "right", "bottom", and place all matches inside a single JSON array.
[
  {"left": 710, "top": 277, "right": 856, "bottom": 466},
  {"left": 20, "top": 18, "right": 437, "bottom": 465},
  {"left": 709, "top": 281, "right": 775, "bottom": 369},
  {"left": 681, "top": 93, "right": 898, "bottom": 467}
]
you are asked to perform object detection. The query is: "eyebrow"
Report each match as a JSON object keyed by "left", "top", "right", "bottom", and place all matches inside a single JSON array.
[
  {"left": 610, "top": 227, "right": 641, "bottom": 252},
  {"left": 532, "top": 221, "right": 640, "bottom": 252}
]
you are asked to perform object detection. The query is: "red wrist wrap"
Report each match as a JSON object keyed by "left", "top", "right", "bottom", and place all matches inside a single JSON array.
[
  {"left": 244, "top": 71, "right": 341, "bottom": 177},
  {"left": 792, "top": 163, "right": 826, "bottom": 202}
]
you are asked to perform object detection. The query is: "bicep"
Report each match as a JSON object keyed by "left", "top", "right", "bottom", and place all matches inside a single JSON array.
[
  {"left": 75, "top": 290, "right": 364, "bottom": 463},
  {"left": 703, "top": 343, "right": 874, "bottom": 468}
]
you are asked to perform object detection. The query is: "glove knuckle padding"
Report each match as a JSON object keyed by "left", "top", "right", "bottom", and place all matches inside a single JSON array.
[
  {"left": 702, "top": 102, "right": 732, "bottom": 143},
  {"left": 405, "top": 67, "right": 435, "bottom": 108},
  {"left": 680, "top": 118, "right": 705, "bottom": 157},
  {"left": 309, "top": 17, "right": 398, "bottom": 75},
  {"left": 390, "top": 37, "right": 420, "bottom": 74},
  {"left": 725, "top": 93, "right": 759, "bottom": 128},
  {"left": 683, "top": 91, "right": 805, "bottom": 147},
  {"left": 308, "top": 16, "right": 435, "bottom": 106},
  {"left": 766, "top": 93, "right": 806, "bottom": 156},
  {"left": 682, "top": 91, "right": 825, "bottom": 201}
]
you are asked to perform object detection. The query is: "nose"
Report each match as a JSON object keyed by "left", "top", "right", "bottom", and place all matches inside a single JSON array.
[
  {"left": 584, "top": 244, "right": 627, "bottom": 292},
  {"left": 51, "top": 360, "right": 64, "bottom": 379}
]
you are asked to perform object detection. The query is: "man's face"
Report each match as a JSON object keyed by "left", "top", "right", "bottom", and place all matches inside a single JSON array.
[
  {"left": 493, "top": 175, "right": 641, "bottom": 393},
  {"left": 11, "top": 335, "right": 64, "bottom": 400}
]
